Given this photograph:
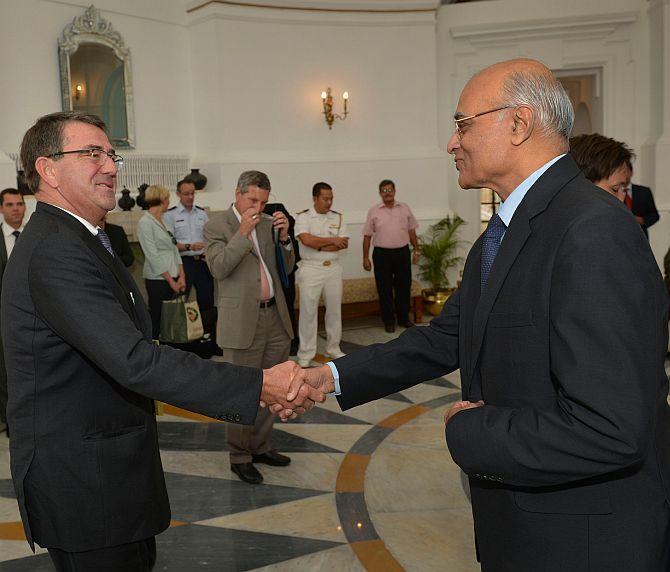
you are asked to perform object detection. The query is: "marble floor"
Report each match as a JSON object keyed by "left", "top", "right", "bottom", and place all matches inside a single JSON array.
[
  {"left": 0, "top": 318, "right": 479, "bottom": 571},
  {"left": 3, "top": 319, "right": 670, "bottom": 571}
]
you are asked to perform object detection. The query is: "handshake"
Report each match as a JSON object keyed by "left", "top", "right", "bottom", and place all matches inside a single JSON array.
[{"left": 260, "top": 361, "right": 336, "bottom": 421}]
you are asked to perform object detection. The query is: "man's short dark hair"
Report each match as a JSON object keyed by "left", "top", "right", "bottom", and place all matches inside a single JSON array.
[
  {"left": 0, "top": 188, "right": 22, "bottom": 205},
  {"left": 379, "top": 179, "right": 395, "bottom": 192},
  {"left": 176, "top": 179, "right": 194, "bottom": 192},
  {"left": 20, "top": 111, "right": 107, "bottom": 194},
  {"left": 312, "top": 182, "right": 332, "bottom": 198},
  {"left": 237, "top": 170, "right": 271, "bottom": 194},
  {"left": 569, "top": 133, "right": 635, "bottom": 183}
]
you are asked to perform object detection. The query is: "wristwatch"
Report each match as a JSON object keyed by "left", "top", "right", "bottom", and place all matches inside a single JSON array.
[{"left": 184, "top": 244, "right": 191, "bottom": 251}]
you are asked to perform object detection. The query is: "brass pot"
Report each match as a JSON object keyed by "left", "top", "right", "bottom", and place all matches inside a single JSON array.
[{"left": 422, "top": 288, "right": 453, "bottom": 316}]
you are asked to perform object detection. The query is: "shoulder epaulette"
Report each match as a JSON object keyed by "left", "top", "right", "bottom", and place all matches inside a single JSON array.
[
  {"left": 167, "top": 206, "right": 177, "bottom": 211},
  {"left": 329, "top": 209, "right": 341, "bottom": 215},
  {"left": 195, "top": 205, "right": 205, "bottom": 210},
  {"left": 296, "top": 209, "right": 309, "bottom": 214}
]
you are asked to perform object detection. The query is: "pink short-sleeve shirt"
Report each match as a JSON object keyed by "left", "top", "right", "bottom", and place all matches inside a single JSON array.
[{"left": 362, "top": 201, "right": 419, "bottom": 248}]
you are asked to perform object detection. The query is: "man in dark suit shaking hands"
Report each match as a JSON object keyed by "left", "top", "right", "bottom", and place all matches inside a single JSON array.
[
  {"left": 2, "top": 112, "right": 322, "bottom": 572},
  {"left": 299, "top": 59, "right": 670, "bottom": 571}
]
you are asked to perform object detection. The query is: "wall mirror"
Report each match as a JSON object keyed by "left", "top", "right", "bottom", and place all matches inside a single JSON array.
[{"left": 58, "top": 5, "right": 135, "bottom": 148}]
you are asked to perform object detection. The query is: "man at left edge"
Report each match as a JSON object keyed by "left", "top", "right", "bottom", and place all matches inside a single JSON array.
[{"left": 1, "top": 111, "right": 322, "bottom": 572}]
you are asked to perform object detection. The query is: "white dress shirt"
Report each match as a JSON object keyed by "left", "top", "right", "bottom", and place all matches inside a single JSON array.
[
  {"left": 3, "top": 222, "right": 25, "bottom": 259},
  {"left": 232, "top": 205, "right": 275, "bottom": 298}
]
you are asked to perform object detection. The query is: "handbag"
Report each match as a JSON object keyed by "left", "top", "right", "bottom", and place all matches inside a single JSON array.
[{"left": 159, "top": 294, "right": 204, "bottom": 343}]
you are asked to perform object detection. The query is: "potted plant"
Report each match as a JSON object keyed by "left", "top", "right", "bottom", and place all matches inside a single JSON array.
[{"left": 418, "top": 214, "right": 466, "bottom": 315}]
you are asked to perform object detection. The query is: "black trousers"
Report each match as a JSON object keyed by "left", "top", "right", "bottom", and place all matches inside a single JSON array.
[
  {"left": 48, "top": 537, "right": 156, "bottom": 572},
  {"left": 372, "top": 245, "right": 411, "bottom": 326},
  {"left": 181, "top": 256, "right": 214, "bottom": 311},
  {"left": 145, "top": 279, "right": 176, "bottom": 340}
]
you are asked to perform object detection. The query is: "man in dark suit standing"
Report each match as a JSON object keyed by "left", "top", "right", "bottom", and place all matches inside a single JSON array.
[
  {"left": 297, "top": 59, "right": 670, "bottom": 571},
  {"left": 2, "top": 112, "right": 321, "bottom": 572},
  {"left": 0, "top": 188, "right": 26, "bottom": 437}
]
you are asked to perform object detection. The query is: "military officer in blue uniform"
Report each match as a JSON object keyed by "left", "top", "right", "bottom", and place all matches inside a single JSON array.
[{"left": 164, "top": 179, "right": 216, "bottom": 342}]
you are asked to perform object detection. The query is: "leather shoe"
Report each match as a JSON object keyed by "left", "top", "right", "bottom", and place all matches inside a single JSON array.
[
  {"left": 252, "top": 451, "right": 291, "bottom": 467},
  {"left": 231, "top": 462, "right": 263, "bottom": 484},
  {"left": 384, "top": 324, "right": 395, "bottom": 333},
  {"left": 400, "top": 321, "right": 415, "bottom": 328}
]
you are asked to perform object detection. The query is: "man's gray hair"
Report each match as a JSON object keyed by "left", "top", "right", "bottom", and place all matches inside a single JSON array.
[
  {"left": 500, "top": 70, "right": 574, "bottom": 140},
  {"left": 236, "top": 170, "right": 271, "bottom": 193}
]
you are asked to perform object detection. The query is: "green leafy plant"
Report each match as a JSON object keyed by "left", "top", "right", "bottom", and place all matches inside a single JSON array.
[{"left": 418, "top": 214, "right": 466, "bottom": 290}]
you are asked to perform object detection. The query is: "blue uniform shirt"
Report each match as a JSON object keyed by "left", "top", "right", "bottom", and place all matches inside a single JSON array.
[{"left": 163, "top": 204, "right": 209, "bottom": 256}]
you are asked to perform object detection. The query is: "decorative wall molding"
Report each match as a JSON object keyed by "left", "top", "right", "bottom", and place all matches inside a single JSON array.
[
  {"left": 186, "top": 0, "right": 437, "bottom": 26},
  {"left": 450, "top": 12, "right": 638, "bottom": 47},
  {"left": 187, "top": 0, "right": 439, "bottom": 14}
]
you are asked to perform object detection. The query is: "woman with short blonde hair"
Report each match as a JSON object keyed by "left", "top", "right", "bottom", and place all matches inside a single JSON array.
[{"left": 137, "top": 185, "right": 185, "bottom": 338}]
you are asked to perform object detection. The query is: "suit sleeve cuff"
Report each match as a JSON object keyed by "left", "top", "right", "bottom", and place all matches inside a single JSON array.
[{"left": 326, "top": 361, "right": 342, "bottom": 395}]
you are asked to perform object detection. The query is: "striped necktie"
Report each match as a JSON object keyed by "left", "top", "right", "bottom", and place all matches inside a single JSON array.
[
  {"left": 97, "top": 229, "right": 115, "bottom": 257},
  {"left": 480, "top": 214, "right": 506, "bottom": 289}
]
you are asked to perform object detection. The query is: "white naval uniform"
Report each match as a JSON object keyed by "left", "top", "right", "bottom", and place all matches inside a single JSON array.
[{"left": 294, "top": 207, "right": 348, "bottom": 363}]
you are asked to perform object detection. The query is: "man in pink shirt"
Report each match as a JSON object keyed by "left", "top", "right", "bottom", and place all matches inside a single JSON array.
[{"left": 362, "top": 180, "right": 420, "bottom": 333}]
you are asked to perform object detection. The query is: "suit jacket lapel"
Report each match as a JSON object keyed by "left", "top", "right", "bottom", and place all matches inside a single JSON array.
[
  {"left": 225, "top": 207, "right": 258, "bottom": 260},
  {"left": 469, "top": 205, "right": 532, "bottom": 376},
  {"left": 467, "top": 154, "right": 583, "bottom": 377},
  {"left": 0, "top": 224, "right": 7, "bottom": 268},
  {"left": 37, "top": 203, "right": 150, "bottom": 338},
  {"left": 459, "top": 235, "right": 483, "bottom": 394},
  {"left": 80, "top": 230, "right": 149, "bottom": 335}
]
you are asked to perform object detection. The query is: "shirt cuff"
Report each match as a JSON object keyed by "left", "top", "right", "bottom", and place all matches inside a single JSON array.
[{"left": 325, "top": 361, "right": 342, "bottom": 395}]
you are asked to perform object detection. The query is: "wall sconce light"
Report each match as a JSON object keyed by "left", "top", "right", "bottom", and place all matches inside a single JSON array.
[
  {"left": 74, "top": 83, "right": 83, "bottom": 101},
  {"left": 321, "top": 87, "right": 349, "bottom": 129}
]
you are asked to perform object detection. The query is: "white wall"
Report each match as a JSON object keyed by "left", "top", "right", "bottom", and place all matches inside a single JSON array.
[
  {"left": 0, "top": 0, "right": 667, "bottom": 274},
  {"left": 186, "top": 2, "right": 449, "bottom": 279},
  {"left": 437, "top": 0, "right": 669, "bottom": 264},
  {"left": 0, "top": 0, "right": 193, "bottom": 157}
]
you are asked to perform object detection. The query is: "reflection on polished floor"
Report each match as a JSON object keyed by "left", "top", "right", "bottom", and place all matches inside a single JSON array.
[{"left": 0, "top": 319, "right": 480, "bottom": 571}]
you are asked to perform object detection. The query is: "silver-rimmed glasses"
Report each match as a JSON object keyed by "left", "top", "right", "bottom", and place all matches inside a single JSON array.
[
  {"left": 47, "top": 148, "right": 124, "bottom": 169},
  {"left": 454, "top": 105, "right": 513, "bottom": 140}
]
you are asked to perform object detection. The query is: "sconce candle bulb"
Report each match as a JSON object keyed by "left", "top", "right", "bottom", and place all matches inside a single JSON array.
[{"left": 320, "top": 87, "right": 349, "bottom": 129}]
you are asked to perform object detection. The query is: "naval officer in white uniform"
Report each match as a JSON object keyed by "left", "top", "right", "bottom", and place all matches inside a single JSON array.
[{"left": 294, "top": 182, "right": 348, "bottom": 367}]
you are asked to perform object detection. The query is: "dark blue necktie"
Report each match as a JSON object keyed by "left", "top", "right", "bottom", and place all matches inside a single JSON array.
[
  {"left": 11, "top": 230, "right": 20, "bottom": 242},
  {"left": 275, "top": 240, "right": 290, "bottom": 289},
  {"left": 97, "top": 229, "right": 115, "bottom": 257},
  {"left": 480, "top": 213, "right": 506, "bottom": 289}
]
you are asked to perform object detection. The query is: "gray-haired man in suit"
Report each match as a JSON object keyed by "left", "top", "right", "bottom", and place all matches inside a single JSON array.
[
  {"left": 205, "top": 170, "right": 295, "bottom": 484},
  {"left": 3, "top": 113, "right": 320, "bottom": 572}
]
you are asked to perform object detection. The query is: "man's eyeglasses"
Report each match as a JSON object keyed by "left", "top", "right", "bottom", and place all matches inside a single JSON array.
[
  {"left": 47, "top": 148, "right": 124, "bottom": 168},
  {"left": 453, "top": 105, "right": 513, "bottom": 140},
  {"left": 380, "top": 188, "right": 395, "bottom": 194}
]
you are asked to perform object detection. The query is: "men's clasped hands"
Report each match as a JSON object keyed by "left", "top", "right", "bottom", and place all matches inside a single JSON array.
[
  {"left": 260, "top": 361, "right": 329, "bottom": 421},
  {"left": 263, "top": 362, "right": 485, "bottom": 424}
]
